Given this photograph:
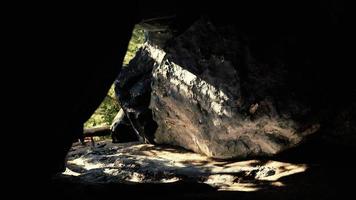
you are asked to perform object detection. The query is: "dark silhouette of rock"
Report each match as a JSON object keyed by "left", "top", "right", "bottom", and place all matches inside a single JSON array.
[
  {"left": 23, "top": 4, "right": 139, "bottom": 177},
  {"left": 110, "top": 109, "right": 139, "bottom": 143},
  {"left": 114, "top": 47, "right": 158, "bottom": 144}
]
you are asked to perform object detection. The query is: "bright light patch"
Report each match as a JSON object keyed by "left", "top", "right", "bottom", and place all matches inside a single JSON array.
[{"left": 63, "top": 141, "right": 308, "bottom": 191}]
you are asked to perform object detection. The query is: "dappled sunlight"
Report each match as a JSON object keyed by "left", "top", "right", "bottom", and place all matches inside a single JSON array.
[
  {"left": 153, "top": 59, "right": 232, "bottom": 117},
  {"left": 204, "top": 160, "right": 307, "bottom": 191},
  {"left": 150, "top": 54, "right": 312, "bottom": 159},
  {"left": 63, "top": 168, "right": 81, "bottom": 176},
  {"left": 63, "top": 140, "right": 308, "bottom": 191},
  {"left": 257, "top": 161, "right": 307, "bottom": 182},
  {"left": 205, "top": 174, "right": 256, "bottom": 191}
]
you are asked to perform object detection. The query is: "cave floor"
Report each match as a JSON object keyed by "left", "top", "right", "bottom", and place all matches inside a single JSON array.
[{"left": 49, "top": 139, "right": 354, "bottom": 199}]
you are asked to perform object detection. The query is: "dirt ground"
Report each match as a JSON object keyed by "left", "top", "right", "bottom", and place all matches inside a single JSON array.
[{"left": 47, "top": 139, "right": 355, "bottom": 200}]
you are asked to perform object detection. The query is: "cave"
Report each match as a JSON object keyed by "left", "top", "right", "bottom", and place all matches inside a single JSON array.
[{"left": 18, "top": 1, "right": 356, "bottom": 199}]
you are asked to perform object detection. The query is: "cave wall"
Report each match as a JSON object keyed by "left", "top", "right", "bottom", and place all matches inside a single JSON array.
[{"left": 24, "top": 4, "right": 139, "bottom": 176}]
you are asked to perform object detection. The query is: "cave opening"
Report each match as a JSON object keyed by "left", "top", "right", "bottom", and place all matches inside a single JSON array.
[
  {"left": 25, "top": 2, "right": 355, "bottom": 199},
  {"left": 54, "top": 21, "right": 314, "bottom": 197}
]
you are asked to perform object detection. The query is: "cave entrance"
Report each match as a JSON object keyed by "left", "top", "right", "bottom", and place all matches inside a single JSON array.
[
  {"left": 80, "top": 25, "right": 145, "bottom": 145},
  {"left": 59, "top": 23, "right": 309, "bottom": 196}
]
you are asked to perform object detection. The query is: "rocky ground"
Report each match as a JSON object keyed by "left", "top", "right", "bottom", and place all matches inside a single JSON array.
[{"left": 48, "top": 139, "right": 355, "bottom": 199}]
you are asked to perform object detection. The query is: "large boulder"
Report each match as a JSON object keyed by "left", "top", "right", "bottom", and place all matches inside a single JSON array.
[
  {"left": 149, "top": 19, "right": 321, "bottom": 159},
  {"left": 114, "top": 16, "right": 355, "bottom": 159},
  {"left": 113, "top": 0, "right": 355, "bottom": 160},
  {"left": 150, "top": 20, "right": 350, "bottom": 159}
]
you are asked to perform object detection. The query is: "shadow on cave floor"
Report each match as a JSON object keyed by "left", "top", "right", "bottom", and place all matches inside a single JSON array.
[{"left": 45, "top": 139, "right": 356, "bottom": 200}]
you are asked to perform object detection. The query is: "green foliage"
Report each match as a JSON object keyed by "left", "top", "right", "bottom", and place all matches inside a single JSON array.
[
  {"left": 84, "top": 84, "right": 120, "bottom": 128},
  {"left": 123, "top": 25, "right": 145, "bottom": 65},
  {"left": 84, "top": 26, "right": 145, "bottom": 128}
]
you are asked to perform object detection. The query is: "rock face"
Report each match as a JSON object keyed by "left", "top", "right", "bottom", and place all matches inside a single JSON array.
[
  {"left": 116, "top": 16, "right": 355, "bottom": 159},
  {"left": 110, "top": 109, "right": 139, "bottom": 143},
  {"left": 149, "top": 19, "right": 321, "bottom": 159},
  {"left": 114, "top": 2, "right": 355, "bottom": 159},
  {"left": 114, "top": 47, "right": 159, "bottom": 143}
]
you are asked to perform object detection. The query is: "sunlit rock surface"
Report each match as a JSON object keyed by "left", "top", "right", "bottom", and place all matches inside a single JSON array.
[
  {"left": 63, "top": 140, "right": 306, "bottom": 191},
  {"left": 115, "top": 17, "right": 355, "bottom": 159},
  {"left": 149, "top": 19, "right": 319, "bottom": 158}
]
